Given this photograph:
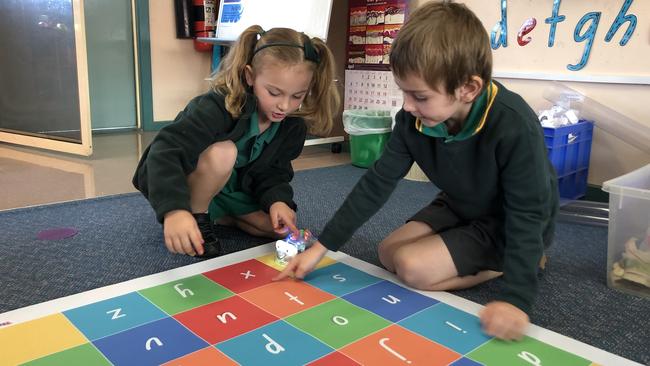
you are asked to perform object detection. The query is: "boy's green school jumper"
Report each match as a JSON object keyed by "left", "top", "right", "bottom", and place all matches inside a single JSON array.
[{"left": 319, "top": 81, "right": 559, "bottom": 314}]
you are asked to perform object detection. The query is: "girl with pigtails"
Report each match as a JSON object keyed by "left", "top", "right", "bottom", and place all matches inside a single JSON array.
[{"left": 133, "top": 25, "right": 340, "bottom": 258}]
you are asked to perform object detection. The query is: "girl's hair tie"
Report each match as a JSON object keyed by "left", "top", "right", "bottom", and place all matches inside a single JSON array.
[{"left": 252, "top": 36, "right": 321, "bottom": 64}]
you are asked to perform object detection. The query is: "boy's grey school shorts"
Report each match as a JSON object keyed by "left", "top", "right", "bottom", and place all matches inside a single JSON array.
[{"left": 408, "top": 194, "right": 554, "bottom": 277}]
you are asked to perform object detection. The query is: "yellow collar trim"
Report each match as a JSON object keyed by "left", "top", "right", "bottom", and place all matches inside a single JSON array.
[
  {"left": 475, "top": 81, "right": 498, "bottom": 134},
  {"left": 414, "top": 81, "right": 498, "bottom": 136}
]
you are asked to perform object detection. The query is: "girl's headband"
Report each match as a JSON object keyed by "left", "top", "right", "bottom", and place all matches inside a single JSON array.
[{"left": 252, "top": 31, "right": 321, "bottom": 64}]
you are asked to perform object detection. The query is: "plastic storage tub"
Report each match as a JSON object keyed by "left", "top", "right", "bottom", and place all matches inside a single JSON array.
[
  {"left": 343, "top": 110, "right": 392, "bottom": 168},
  {"left": 602, "top": 163, "right": 650, "bottom": 298},
  {"left": 543, "top": 120, "right": 594, "bottom": 200}
]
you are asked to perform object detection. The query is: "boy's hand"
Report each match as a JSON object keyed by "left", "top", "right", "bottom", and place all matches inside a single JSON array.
[
  {"left": 269, "top": 202, "right": 299, "bottom": 235},
  {"left": 479, "top": 301, "right": 529, "bottom": 341},
  {"left": 273, "top": 242, "right": 329, "bottom": 281},
  {"left": 163, "top": 210, "right": 204, "bottom": 256}
]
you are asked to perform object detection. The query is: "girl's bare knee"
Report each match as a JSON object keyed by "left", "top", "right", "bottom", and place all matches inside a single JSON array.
[
  {"left": 199, "top": 141, "right": 237, "bottom": 173},
  {"left": 235, "top": 211, "right": 280, "bottom": 239}
]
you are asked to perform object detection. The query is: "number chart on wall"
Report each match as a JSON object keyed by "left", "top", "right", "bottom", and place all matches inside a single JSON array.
[
  {"left": 0, "top": 244, "right": 639, "bottom": 365},
  {"left": 344, "top": 70, "right": 403, "bottom": 111}
]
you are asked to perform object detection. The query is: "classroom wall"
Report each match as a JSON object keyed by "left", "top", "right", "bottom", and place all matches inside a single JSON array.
[
  {"left": 149, "top": 1, "right": 212, "bottom": 122},
  {"left": 412, "top": 0, "right": 650, "bottom": 184},
  {"left": 146, "top": 1, "right": 348, "bottom": 138}
]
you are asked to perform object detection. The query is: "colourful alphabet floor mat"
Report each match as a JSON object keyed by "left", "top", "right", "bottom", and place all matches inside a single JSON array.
[{"left": 0, "top": 244, "right": 640, "bottom": 365}]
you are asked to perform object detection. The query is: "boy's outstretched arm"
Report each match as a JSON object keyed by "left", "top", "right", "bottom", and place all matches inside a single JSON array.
[
  {"left": 273, "top": 241, "right": 329, "bottom": 280},
  {"left": 479, "top": 301, "right": 530, "bottom": 341}
]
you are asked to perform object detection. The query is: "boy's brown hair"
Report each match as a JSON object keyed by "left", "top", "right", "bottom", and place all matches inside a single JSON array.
[{"left": 389, "top": 1, "right": 492, "bottom": 95}]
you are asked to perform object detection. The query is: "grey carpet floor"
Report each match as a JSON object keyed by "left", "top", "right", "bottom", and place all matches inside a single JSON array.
[{"left": 0, "top": 164, "right": 648, "bottom": 364}]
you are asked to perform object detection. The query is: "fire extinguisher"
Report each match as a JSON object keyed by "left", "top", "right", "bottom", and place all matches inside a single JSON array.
[
  {"left": 192, "top": 0, "right": 216, "bottom": 52},
  {"left": 174, "top": 0, "right": 216, "bottom": 52}
]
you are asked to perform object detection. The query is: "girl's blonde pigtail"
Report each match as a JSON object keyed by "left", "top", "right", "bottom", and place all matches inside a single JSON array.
[
  {"left": 299, "top": 37, "right": 341, "bottom": 136},
  {"left": 212, "top": 25, "right": 265, "bottom": 117}
]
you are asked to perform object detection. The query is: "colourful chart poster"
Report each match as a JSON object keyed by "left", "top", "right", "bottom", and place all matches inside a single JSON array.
[{"left": 346, "top": 0, "right": 408, "bottom": 70}]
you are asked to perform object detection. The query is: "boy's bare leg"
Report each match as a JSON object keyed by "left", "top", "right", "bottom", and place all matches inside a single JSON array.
[
  {"left": 187, "top": 141, "right": 237, "bottom": 213},
  {"left": 427, "top": 269, "right": 502, "bottom": 290},
  {"left": 379, "top": 221, "right": 435, "bottom": 272},
  {"left": 379, "top": 221, "right": 501, "bottom": 291}
]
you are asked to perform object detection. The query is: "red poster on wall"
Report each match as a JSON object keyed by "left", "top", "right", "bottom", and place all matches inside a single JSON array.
[{"left": 346, "top": 0, "right": 408, "bottom": 70}]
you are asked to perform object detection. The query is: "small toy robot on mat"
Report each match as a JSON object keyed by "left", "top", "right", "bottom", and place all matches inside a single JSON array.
[{"left": 275, "top": 229, "right": 317, "bottom": 266}]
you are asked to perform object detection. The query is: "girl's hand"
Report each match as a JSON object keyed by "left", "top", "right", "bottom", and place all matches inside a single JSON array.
[
  {"left": 273, "top": 241, "right": 329, "bottom": 281},
  {"left": 162, "top": 210, "right": 204, "bottom": 256},
  {"left": 269, "top": 201, "right": 299, "bottom": 235},
  {"left": 479, "top": 301, "right": 529, "bottom": 341}
]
